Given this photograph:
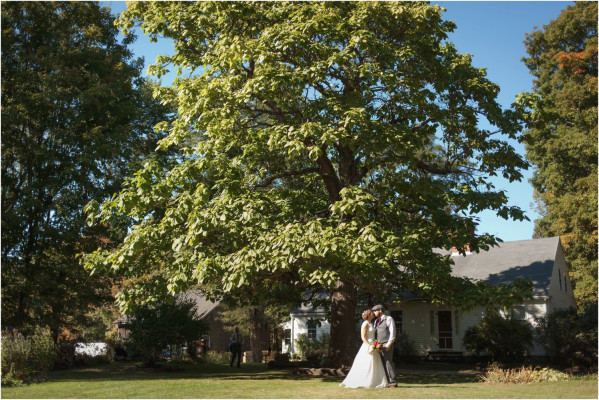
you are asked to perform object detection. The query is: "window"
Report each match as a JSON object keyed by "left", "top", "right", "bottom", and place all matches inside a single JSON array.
[
  {"left": 564, "top": 277, "right": 567, "bottom": 293},
  {"left": 307, "top": 321, "right": 317, "bottom": 340},
  {"left": 558, "top": 269, "right": 562, "bottom": 290},
  {"left": 284, "top": 329, "right": 291, "bottom": 347},
  {"left": 391, "top": 310, "right": 403, "bottom": 334},
  {"left": 438, "top": 311, "right": 453, "bottom": 349}
]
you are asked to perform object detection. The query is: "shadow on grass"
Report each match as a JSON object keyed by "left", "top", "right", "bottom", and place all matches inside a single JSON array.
[
  {"left": 397, "top": 373, "right": 479, "bottom": 385},
  {"left": 48, "top": 363, "right": 316, "bottom": 383},
  {"left": 47, "top": 362, "right": 479, "bottom": 386}
]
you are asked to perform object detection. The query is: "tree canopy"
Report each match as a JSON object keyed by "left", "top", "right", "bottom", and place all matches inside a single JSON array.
[
  {"left": 520, "top": 1, "right": 598, "bottom": 308},
  {"left": 85, "top": 1, "right": 532, "bottom": 367},
  {"left": 1, "top": 1, "right": 171, "bottom": 338}
]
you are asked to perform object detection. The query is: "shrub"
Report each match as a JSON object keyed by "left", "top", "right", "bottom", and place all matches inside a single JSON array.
[
  {"left": 535, "top": 305, "right": 598, "bottom": 371},
  {"left": 1, "top": 327, "right": 56, "bottom": 386},
  {"left": 394, "top": 332, "right": 418, "bottom": 364},
  {"left": 1, "top": 368, "right": 24, "bottom": 387},
  {"left": 186, "top": 342, "right": 199, "bottom": 360},
  {"left": 480, "top": 364, "right": 570, "bottom": 383},
  {"left": 29, "top": 328, "right": 56, "bottom": 377},
  {"left": 295, "top": 333, "right": 329, "bottom": 361},
  {"left": 201, "top": 351, "right": 229, "bottom": 364},
  {"left": 463, "top": 310, "right": 533, "bottom": 363},
  {"left": 125, "top": 298, "right": 209, "bottom": 367},
  {"left": 54, "top": 343, "right": 75, "bottom": 370},
  {"left": 274, "top": 352, "right": 290, "bottom": 363}
]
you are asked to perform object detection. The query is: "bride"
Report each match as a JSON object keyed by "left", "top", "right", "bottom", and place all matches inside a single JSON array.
[{"left": 340, "top": 309, "right": 389, "bottom": 389}]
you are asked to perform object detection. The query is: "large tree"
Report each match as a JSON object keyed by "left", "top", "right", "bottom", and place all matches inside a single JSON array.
[
  {"left": 520, "top": 2, "right": 598, "bottom": 308},
  {"left": 1, "top": 1, "right": 171, "bottom": 338},
  {"left": 86, "top": 2, "right": 532, "bottom": 367}
]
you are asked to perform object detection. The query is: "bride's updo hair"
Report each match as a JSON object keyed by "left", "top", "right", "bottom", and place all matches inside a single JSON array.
[{"left": 362, "top": 309, "right": 373, "bottom": 321}]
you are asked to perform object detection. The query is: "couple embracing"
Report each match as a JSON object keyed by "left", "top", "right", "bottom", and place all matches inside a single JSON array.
[{"left": 340, "top": 304, "right": 397, "bottom": 389}]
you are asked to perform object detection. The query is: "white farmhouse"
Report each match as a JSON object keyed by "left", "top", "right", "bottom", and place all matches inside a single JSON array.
[
  {"left": 282, "top": 237, "right": 576, "bottom": 359},
  {"left": 281, "top": 301, "right": 331, "bottom": 354}
]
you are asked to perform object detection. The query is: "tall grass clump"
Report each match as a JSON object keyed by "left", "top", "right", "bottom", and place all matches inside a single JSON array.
[
  {"left": 200, "top": 351, "right": 230, "bottom": 364},
  {"left": 480, "top": 364, "right": 570, "bottom": 384},
  {"left": 1, "top": 328, "right": 56, "bottom": 386}
]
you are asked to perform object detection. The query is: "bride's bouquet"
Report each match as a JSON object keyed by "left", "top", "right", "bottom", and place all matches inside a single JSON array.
[{"left": 368, "top": 340, "right": 383, "bottom": 354}]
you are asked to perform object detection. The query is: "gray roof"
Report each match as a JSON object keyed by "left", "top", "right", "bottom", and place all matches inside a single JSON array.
[
  {"left": 447, "top": 237, "right": 560, "bottom": 297},
  {"left": 112, "top": 290, "right": 220, "bottom": 325},
  {"left": 290, "top": 291, "right": 328, "bottom": 315},
  {"left": 177, "top": 290, "right": 221, "bottom": 318}
]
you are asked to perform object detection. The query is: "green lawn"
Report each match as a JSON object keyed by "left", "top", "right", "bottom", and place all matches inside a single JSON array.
[{"left": 2, "top": 362, "right": 597, "bottom": 399}]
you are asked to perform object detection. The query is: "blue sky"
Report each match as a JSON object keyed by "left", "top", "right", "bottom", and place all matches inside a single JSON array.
[{"left": 105, "top": 1, "right": 572, "bottom": 243}]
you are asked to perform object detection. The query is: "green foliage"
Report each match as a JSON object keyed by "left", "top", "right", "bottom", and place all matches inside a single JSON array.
[
  {"left": 394, "top": 332, "right": 418, "bottom": 363},
  {"left": 186, "top": 343, "right": 199, "bottom": 361},
  {"left": 480, "top": 365, "right": 570, "bottom": 384},
  {"left": 295, "top": 333, "right": 330, "bottom": 361},
  {"left": 520, "top": 2, "right": 598, "bottom": 307},
  {"left": 87, "top": 1, "right": 533, "bottom": 367},
  {"left": 463, "top": 311, "right": 533, "bottom": 363},
  {"left": 274, "top": 352, "right": 291, "bottom": 363},
  {"left": 1, "top": 328, "right": 56, "bottom": 386},
  {"left": 200, "top": 351, "right": 230, "bottom": 365},
  {"left": 1, "top": 1, "right": 173, "bottom": 339},
  {"left": 535, "top": 306, "right": 598, "bottom": 371},
  {"left": 216, "top": 289, "right": 304, "bottom": 358},
  {"left": 29, "top": 329, "right": 57, "bottom": 378},
  {"left": 125, "top": 298, "right": 209, "bottom": 367}
]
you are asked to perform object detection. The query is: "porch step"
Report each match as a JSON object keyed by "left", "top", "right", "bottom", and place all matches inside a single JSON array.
[{"left": 427, "top": 351, "right": 463, "bottom": 361}]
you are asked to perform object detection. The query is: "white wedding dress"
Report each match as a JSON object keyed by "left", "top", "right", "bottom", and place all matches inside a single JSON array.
[{"left": 340, "top": 321, "right": 389, "bottom": 389}]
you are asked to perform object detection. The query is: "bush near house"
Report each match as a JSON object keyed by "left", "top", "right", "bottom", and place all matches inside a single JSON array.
[
  {"left": 294, "top": 333, "right": 330, "bottom": 361},
  {"left": 1, "top": 327, "right": 56, "bottom": 386},
  {"left": 463, "top": 311, "right": 533, "bottom": 363},
  {"left": 125, "top": 298, "right": 209, "bottom": 367},
  {"left": 394, "top": 333, "right": 418, "bottom": 364},
  {"left": 535, "top": 305, "right": 598, "bottom": 371}
]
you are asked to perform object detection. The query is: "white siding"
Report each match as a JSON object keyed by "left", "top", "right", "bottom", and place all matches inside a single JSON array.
[
  {"left": 395, "top": 303, "right": 428, "bottom": 355},
  {"left": 395, "top": 301, "right": 551, "bottom": 357},
  {"left": 525, "top": 301, "right": 549, "bottom": 356},
  {"left": 548, "top": 243, "right": 577, "bottom": 310},
  {"left": 282, "top": 313, "right": 330, "bottom": 354}
]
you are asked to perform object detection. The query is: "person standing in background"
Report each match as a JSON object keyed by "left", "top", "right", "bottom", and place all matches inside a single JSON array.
[{"left": 229, "top": 327, "right": 242, "bottom": 368}]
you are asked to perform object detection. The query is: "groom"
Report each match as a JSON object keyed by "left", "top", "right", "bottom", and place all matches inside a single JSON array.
[{"left": 372, "top": 304, "right": 397, "bottom": 388}]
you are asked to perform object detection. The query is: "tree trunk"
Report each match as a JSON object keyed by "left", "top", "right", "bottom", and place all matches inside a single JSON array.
[
  {"left": 248, "top": 307, "right": 264, "bottom": 363},
  {"left": 324, "top": 278, "right": 357, "bottom": 368}
]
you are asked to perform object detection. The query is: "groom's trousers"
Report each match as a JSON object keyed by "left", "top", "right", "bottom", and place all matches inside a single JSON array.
[{"left": 381, "top": 345, "right": 397, "bottom": 385}]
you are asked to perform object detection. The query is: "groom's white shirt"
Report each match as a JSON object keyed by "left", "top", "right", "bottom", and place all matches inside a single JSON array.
[{"left": 378, "top": 314, "right": 396, "bottom": 346}]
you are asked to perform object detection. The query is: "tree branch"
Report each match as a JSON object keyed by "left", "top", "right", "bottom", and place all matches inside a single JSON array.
[{"left": 251, "top": 167, "right": 320, "bottom": 189}]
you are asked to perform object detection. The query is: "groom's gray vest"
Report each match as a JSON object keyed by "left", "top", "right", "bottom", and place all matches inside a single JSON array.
[{"left": 375, "top": 317, "right": 390, "bottom": 343}]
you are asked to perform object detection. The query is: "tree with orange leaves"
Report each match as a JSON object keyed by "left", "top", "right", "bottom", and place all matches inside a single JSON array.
[{"left": 520, "top": 2, "right": 597, "bottom": 309}]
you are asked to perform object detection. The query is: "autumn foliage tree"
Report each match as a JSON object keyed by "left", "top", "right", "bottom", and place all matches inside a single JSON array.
[
  {"left": 520, "top": 1, "right": 598, "bottom": 308},
  {"left": 85, "top": 2, "right": 532, "bottom": 368}
]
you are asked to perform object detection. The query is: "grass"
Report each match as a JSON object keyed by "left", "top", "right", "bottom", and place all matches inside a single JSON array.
[{"left": 2, "top": 361, "right": 597, "bottom": 399}]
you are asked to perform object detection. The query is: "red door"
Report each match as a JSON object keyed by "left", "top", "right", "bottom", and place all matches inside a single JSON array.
[{"left": 438, "top": 311, "right": 453, "bottom": 349}]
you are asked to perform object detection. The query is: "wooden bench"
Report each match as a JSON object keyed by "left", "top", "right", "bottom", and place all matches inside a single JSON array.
[{"left": 242, "top": 350, "right": 277, "bottom": 363}]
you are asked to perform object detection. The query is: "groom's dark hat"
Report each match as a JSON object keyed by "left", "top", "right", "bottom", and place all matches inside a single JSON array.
[{"left": 371, "top": 304, "right": 383, "bottom": 311}]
